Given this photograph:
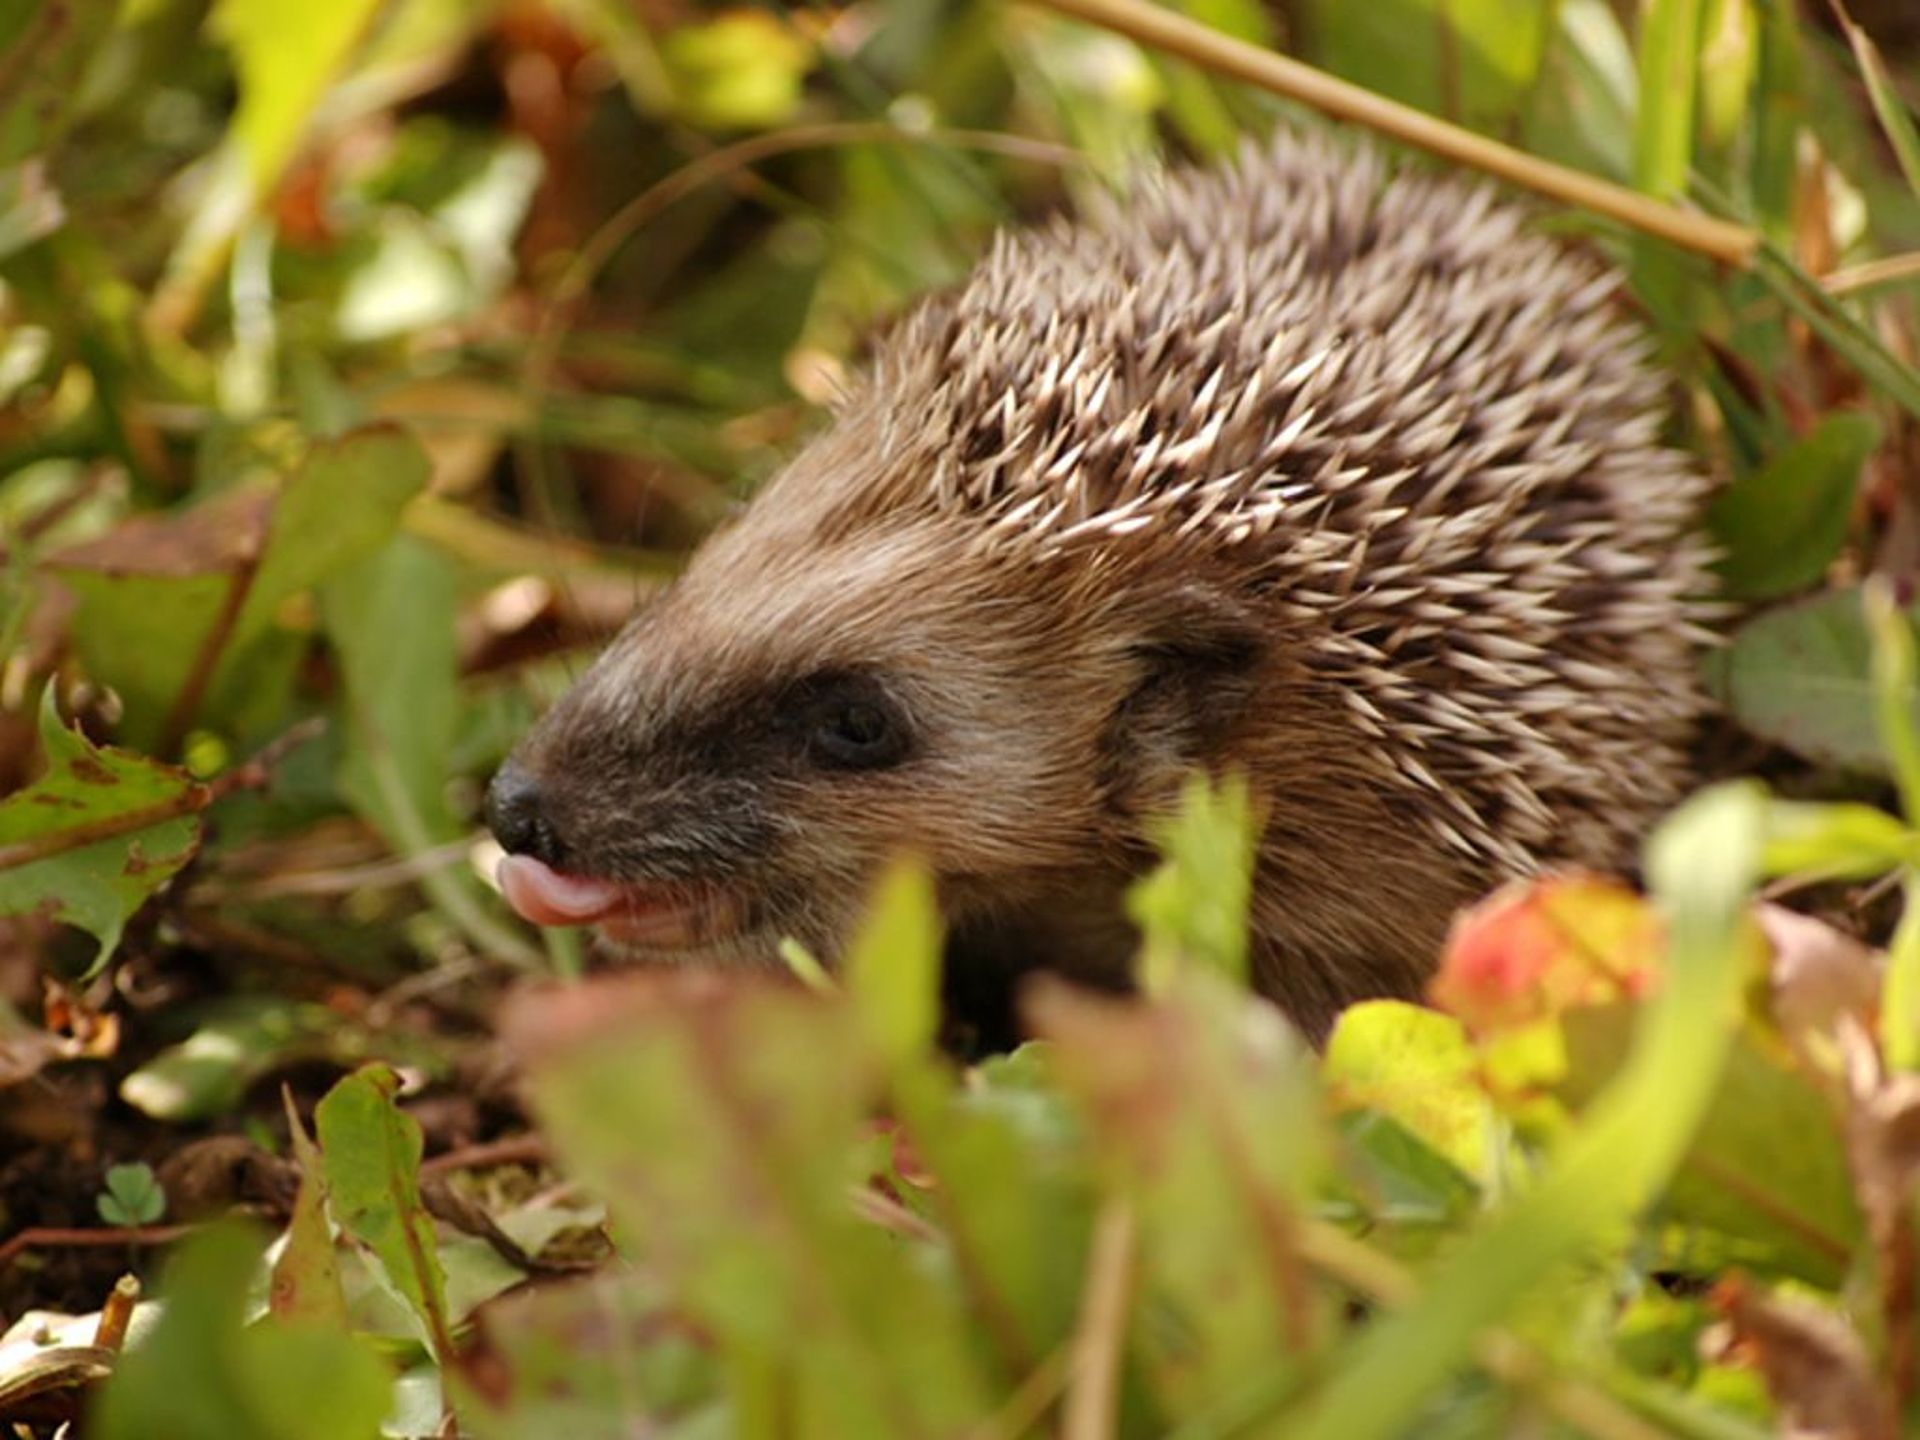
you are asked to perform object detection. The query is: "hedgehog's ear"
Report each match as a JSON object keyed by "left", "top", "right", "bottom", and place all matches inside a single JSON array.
[{"left": 1110, "top": 585, "right": 1266, "bottom": 790}]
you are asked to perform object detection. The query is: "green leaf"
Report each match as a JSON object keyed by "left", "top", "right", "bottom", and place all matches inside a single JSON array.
[
  {"left": 1290, "top": 783, "right": 1765, "bottom": 1439},
  {"left": 324, "top": 532, "right": 539, "bottom": 967},
  {"left": 0, "top": 686, "right": 201, "bottom": 971},
  {"left": 1832, "top": 0, "right": 1920, "bottom": 197},
  {"left": 119, "top": 1000, "right": 340, "bottom": 1122},
  {"left": 1707, "top": 586, "right": 1920, "bottom": 775},
  {"left": 1559, "top": 1007, "right": 1861, "bottom": 1285},
  {"left": 1128, "top": 771, "right": 1257, "bottom": 990},
  {"left": 92, "top": 1224, "right": 393, "bottom": 1440},
  {"left": 210, "top": 0, "right": 382, "bottom": 196},
  {"left": 511, "top": 976, "right": 995, "bottom": 1433},
  {"left": 233, "top": 427, "right": 430, "bottom": 661},
  {"left": 1032, "top": 970, "right": 1325, "bottom": 1420},
  {"left": 1305, "top": 0, "right": 1551, "bottom": 133},
  {"left": 271, "top": 1094, "right": 350, "bottom": 1328},
  {"left": 1865, "top": 578, "right": 1920, "bottom": 823},
  {"left": 50, "top": 428, "right": 430, "bottom": 749},
  {"left": 315, "top": 1064, "right": 455, "bottom": 1364},
  {"left": 660, "top": 13, "right": 814, "bottom": 130},
  {"left": 97, "top": 1162, "right": 165, "bottom": 1227},
  {"left": 1883, "top": 875, "right": 1920, "bottom": 1071},
  {"left": 843, "top": 860, "right": 942, "bottom": 1071},
  {"left": 0, "top": 0, "right": 116, "bottom": 166},
  {"left": 1708, "top": 413, "right": 1879, "bottom": 600},
  {"left": 1324, "top": 1002, "right": 1499, "bottom": 1185},
  {"left": 1632, "top": 0, "right": 1706, "bottom": 197},
  {"left": 1759, "top": 798, "right": 1920, "bottom": 881}
]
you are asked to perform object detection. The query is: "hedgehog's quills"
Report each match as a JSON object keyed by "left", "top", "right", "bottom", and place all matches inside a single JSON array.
[{"left": 487, "top": 130, "right": 1716, "bottom": 1047}]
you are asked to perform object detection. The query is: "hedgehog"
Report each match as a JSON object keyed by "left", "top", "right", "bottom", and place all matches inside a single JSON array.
[{"left": 485, "top": 130, "right": 1715, "bottom": 1044}]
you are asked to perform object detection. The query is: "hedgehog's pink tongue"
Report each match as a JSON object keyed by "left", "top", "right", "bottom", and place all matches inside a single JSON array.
[
  {"left": 495, "top": 854, "right": 709, "bottom": 948},
  {"left": 497, "top": 854, "right": 631, "bottom": 927}
]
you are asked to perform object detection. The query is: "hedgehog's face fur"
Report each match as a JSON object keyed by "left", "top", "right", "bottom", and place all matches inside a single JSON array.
[{"left": 489, "top": 420, "right": 1259, "bottom": 979}]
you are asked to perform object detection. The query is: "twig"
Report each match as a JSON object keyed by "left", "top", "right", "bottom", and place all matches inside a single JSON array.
[
  {"left": 1062, "top": 1199, "right": 1136, "bottom": 1440},
  {"left": 964, "top": 1347, "right": 1074, "bottom": 1440},
  {"left": 0, "top": 1223, "right": 194, "bottom": 1270},
  {"left": 196, "top": 835, "right": 472, "bottom": 902},
  {"left": 1824, "top": 252, "right": 1920, "bottom": 296},
  {"left": 93, "top": 1275, "right": 142, "bottom": 1351},
  {"left": 419, "top": 1133, "right": 551, "bottom": 1178},
  {"left": 0, "top": 716, "right": 324, "bottom": 874},
  {"left": 847, "top": 1184, "right": 943, "bottom": 1244},
  {"left": 1022, "top": 0, "right": 1759, "bottom": 268}
]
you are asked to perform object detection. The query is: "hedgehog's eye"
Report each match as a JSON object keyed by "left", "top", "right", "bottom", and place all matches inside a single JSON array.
[{"left": 799, "top": 675, "right": 911, "bottom": 771}]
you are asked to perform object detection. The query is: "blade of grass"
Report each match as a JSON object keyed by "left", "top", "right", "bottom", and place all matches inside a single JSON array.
[
  {"left": 1866, "top": 578, "right": 1920, "bottom": 1070},
  {"left": 1830, "top": 0, "right": 1920, "bottom": 197},
  {"left": 1633, "top": 0, "right": 1706, "bottom": 197},
  {"left": 1755, "top": 242, "right": 1920, "bottom": 422}
]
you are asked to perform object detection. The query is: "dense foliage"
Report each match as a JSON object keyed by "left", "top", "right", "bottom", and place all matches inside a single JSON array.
[{"left": 4, "top": 0, "right": 1920, "bottom": 1435}]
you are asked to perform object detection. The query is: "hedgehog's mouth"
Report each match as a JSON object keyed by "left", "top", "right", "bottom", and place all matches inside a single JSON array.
[{"left": 496, "top": 854, "right": 742, "bottom": 950}]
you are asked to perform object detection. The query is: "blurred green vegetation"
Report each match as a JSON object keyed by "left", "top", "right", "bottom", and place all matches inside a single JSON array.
[{"left": 4, "top": 0, "right": 1920, "bottom": 1435}]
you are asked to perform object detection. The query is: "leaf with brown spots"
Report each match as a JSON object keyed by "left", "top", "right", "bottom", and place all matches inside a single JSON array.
[{"left": 0, "top": 688, "right": 200, "bottom": 974}]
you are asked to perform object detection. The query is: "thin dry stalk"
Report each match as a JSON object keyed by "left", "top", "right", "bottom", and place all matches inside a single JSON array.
[
  {"left": 1024, "top": 0, "right": 1759, "bottom": 268},
  {"left": 1062, "top": 1199, "right": 1137, "bottom": 1440}
]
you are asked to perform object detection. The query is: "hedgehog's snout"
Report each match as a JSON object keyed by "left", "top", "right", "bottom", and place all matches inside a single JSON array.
[{"left": 485, "top": 759, "right": 567, "bottom": 869}]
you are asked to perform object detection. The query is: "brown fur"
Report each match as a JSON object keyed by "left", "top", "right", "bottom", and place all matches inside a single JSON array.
[{"left": 496, "top": 131, "right": 1715, "bottom": 1042}]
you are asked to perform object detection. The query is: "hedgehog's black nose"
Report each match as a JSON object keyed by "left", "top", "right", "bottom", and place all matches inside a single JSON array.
[{"left": 485, "top": 761, "right": 559, "bottom": 864}]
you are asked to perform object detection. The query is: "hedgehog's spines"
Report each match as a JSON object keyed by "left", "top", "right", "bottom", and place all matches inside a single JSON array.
[{"left": 856, "top": 128, "right": 1715, "bottom": 876}]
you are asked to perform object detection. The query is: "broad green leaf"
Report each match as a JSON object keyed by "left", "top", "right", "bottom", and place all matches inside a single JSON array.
[
  {"left": 92, "top": 1224, "right": 393, "bottom": 1440},
  {"left": 1559, "top": 1006, "right": 1861, "bottom": 1285},
  {"left": 271, "top": 1096, "right": 350, "bottom": 1328},
  {"left": 843, "top": 859, "right": 942, "bottom": 1071},
  {"left": 51, "top": 428, "right": 429, "bottom": 749},
  {"left": 315, "top": 1064, "right": 455, "bottom": 1364},
  {"left": 1324, "top": 1002, "right": 1499, "bottom": 1185},
  {"left": 325, "top": 532, "right": 540, "bottom": 967},
  {"left": 120, "top": 1000, "right": 341, "bottom": 1122},
  {"left": 232, "top": 427, "right": 430, "bottom": 658},
  {"left": 886, "top": 1047, "right": 1092, "bottom": 1368},
  {"left": 0, "top": 687, "right": 200, "bottom": 971},
  {"left": 1708, "top": 413, "right": 1879, "bottom": 600},
  {"left": 1333, "top": 1109, "right": 1480, "bottom": 1232},
  {"left": 1707, "top": 586, "right": 1920, "bottom": 775},
  {"left": 1524, "top": 0, "right": 1637, "bottom": 177}
]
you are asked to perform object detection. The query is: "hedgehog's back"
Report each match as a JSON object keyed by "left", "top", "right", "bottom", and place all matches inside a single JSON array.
[{"left": 880, "top": 130, "right": 1714, "bottom": 876}]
